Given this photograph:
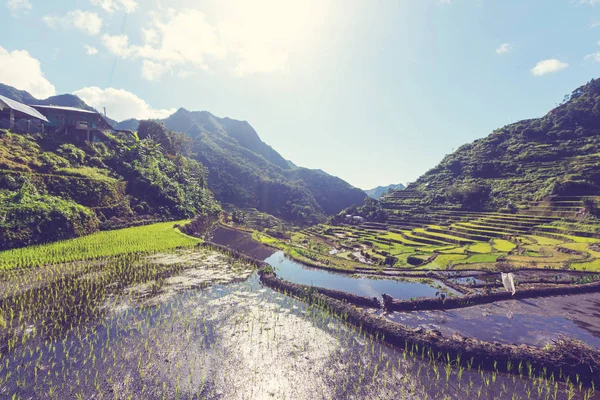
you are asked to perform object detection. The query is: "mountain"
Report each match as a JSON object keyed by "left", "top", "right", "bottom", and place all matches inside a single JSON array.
[
  {"left": 386, "top": 78, "right": 600, "bottom": 211},
  {"left": 0, "top": 83, "right": 365, "bottom": 227},
  {"left": 365, "top": 183, "right": 405, "bottom": 199},
  {"left": 112, "top": 108, "right": 366, "bottom": 223},
  {"left": 0, "top": 83, "right": 94, "bottom": 111}
]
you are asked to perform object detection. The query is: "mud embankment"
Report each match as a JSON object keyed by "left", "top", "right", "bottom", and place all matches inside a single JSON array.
[
  {"left": 209, "top": 226, "right": 276, "bottom": 260},
  {"left": 383, "top": 280, "right": 600, "bottom": 311}
]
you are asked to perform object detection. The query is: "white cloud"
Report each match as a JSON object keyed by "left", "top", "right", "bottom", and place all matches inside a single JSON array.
[
  {"left": 530, "top": 59, "right": 569, "bottom": 76},
  {"left": 141, "top": 60, "right": 171, "bottom": 81},
  {"left": 578, "top": 0, "right": 600, "bottom": 4},
  {"left": 90, "top": 0, "right": 137, "bottom": 13},
  {"left": 72, "top": 87, "right": 176, "bottom": 121},
  {"left": 0, "top": 46, "right": 56, "bottom": 98},
  {"left": 85, "top": 45, "right": 99, "bottom": 55},
  {"left": 101, "top": 3, "right": 317, "bottom": 79},
  {"left": 43, "top": 10, "right": 103, "bottom": 36},
  {"left": 585, "top": 52, "right": 600, "bottom": 62},
  {"left": 438, "top": 0, "right": 451, "bottom": 4},
  {"left": 495, "top": 43, "right": 513, "bottom": 55},
  {"left": 5, "top": 0, "right": 31, "bottom": 15},
  {"left": 101, "top": 34, "right": 132, "bottom": 57}
]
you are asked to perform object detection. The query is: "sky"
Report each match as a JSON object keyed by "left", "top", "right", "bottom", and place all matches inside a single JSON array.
[{"left": 1, "top": 0, "right": 599, "bottom": 190}]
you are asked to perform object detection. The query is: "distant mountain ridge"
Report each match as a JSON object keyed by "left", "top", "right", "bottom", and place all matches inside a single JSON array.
[
  {"left": 365, "top": 183, "right": 405, "bottom": 199},
  {"left": 1, "top": 83, "right": 366, "bottom": 223},
  {"left": 0, "top": 83, "right": 94, "bottom": 112}
]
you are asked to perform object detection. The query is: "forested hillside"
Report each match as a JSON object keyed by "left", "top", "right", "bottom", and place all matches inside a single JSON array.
[
  {"left": 119, "top": 108, "right": 366, "bottom": 223},
  {"left": 0, "top": 121, "right": 219, "bottom": 250},
  {"left": 387, "top": 78, "right": 600, "bottom": 211}
]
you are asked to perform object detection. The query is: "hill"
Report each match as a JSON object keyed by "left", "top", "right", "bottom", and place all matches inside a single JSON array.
[
  {"left": 116, "top": 108, "right": 366, "bottom": 223},
  {"left": 0, "top": 83, "right": 95, "bottom": 112},
  {"left": 382, "top": 78, "right": 600, "bottom": 214},
  {"left": 365, "top": 183, "right": 405, "bottom": 199},
  {"left": 0, "top": 120, "right": 219, "bottom": 250}
]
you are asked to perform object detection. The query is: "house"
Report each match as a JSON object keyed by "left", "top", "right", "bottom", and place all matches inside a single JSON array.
[
  {"left": 31, "top": 105, "right": 115, "bottom": 142},
  {"left": 0, "top": 94, "right": 49, "bottom": 132}
]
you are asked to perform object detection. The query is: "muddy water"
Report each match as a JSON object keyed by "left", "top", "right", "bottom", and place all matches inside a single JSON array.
[
  {"left": 265, "top": 251, "right": 457, "bottom": 300},
  {"left": 386, "top": 293, "right": 600, "bottom": 349},
  {"left": 0, "top": 249, "right": 593, "bottom": 399}
]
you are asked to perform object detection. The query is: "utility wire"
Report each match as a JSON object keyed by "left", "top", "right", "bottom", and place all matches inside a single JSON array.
[{"left": 107, "top": 12, "right": 129, "bottom": 88}]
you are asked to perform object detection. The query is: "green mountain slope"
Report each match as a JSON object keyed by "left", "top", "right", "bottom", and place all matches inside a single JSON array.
[
  {"left": 0, "top": 121, "right": 219, "bottom": 250},
  {"left": 365, "top": 183, "right": 405, "bottom": 199},
  {"left": 388, "top": 78, "right": 600, "bottom": 211},
  {"left": 118, "top": 108, "right": 366, "bottom": 223}
]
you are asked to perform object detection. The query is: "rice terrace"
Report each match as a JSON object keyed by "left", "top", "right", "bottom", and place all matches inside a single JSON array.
[{"left": 3, "top": 1, "right": 600, "bottom": 399}]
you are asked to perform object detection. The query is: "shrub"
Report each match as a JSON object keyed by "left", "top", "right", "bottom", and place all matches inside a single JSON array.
[
  {"left": 57, "top": 144, "right": 86, "bottom": 165},
  {"left": 39, "top": 152, "right": 70, "bottom": 172},
  {"left": 0, "top": 190, "right": 99, "bottom": 250}
]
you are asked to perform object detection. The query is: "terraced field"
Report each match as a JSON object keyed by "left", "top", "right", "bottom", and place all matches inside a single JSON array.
[{"left": 272, "top": 207, "right": 600, "bottom": 273}]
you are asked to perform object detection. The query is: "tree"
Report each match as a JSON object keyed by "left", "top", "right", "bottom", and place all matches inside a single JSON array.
[{"left": 583, "top": 198, "right": 600, "bottom": 218}]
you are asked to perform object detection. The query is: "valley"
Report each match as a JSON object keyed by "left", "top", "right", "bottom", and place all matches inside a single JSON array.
[{"left": 2, "top": 78, "right": 600, "bottom": 399}]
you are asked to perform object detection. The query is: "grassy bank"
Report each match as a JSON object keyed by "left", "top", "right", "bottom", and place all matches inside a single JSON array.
[{"left": 0, "top": 220, "right": 198, "bottom": 270}]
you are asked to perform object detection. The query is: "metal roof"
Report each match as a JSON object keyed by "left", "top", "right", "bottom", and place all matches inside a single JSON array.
[
  {"left": 0, "top": 95, "right": 49, "bottom": 122},
  {"left": 31, "top": 105, "right": 98, "bottom": 115}
]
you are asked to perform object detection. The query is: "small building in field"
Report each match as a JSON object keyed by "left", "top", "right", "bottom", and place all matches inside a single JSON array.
[
  {"left": 0, "top": 94, "right": 49, "bottom": 132},
  {"left": 31, "top": 105, "right": 115, "bottom": 142}
]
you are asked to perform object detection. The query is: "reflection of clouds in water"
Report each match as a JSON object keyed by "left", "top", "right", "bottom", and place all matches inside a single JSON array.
[{"left": 357, "top": 279, "right": 379, "bottom": 299}]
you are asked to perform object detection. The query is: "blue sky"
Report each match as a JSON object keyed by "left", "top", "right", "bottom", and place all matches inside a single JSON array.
[{"left": 1, "top": 0, "right": 599, "bottom": 189}]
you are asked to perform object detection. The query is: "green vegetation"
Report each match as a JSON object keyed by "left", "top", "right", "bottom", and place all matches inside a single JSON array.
[
  {"left": 468, "top": 242, "right": 493, "bottom": 253},
  {"left": 0, "top": 189, "right": 98, "bottom": 250},
  {"left": 0, "top": 121, "right": 219, "bottom": 250},
  {"left": 399, "top": 79, "right": 600, "bottom": 211},
  {"left": 462, "top": 253, "right": 501, "bottom": 264},
  {"left": 158, "top": 109, "right": 366, "bottom": 224},
  {"left": 491, "top": 239, "right": 516, "bottom": 252},
  {"left": 0, "top": 221, "right": 198, "bottom": 270}
]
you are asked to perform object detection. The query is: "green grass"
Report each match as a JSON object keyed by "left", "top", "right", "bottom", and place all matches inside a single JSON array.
[
  {"left": 414, "top": 228, "right": 475, "bottom": 243},
  {"left": 525, "top": 235, "right": 563, "bottom": 245},
  {"left": 461, "top": 253, "right": 501, "bottom": 264},
  {"left": 439, "top": 245, "right": 469, "bottom": 254},
  {"left": 419, "top": 254, "right": 468, "bottom": 270},
  {"left": 468, "top": 242, "right": 493, "bottom": 253},
  {"left": 0, "top": 221, "right": 198, "bottom": 270},
  {"left": 252, "top": 231, "right": 285, "bottom": 248},
  {"left": 557, "top": 234, "right": 600, "bottom": 243},
  {"left": 491, "top": 239, "right": 516, "bottom": 252}
]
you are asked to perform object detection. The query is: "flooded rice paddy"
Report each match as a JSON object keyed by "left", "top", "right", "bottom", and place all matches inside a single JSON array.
[
  {"left": 385, "top": 292, "right": 600, "bottom": 349},
  {"left": 0, "top": 248, "right": 595, "bottom": 399},
  {"left": 265, "top": 251, "right": 458, "bottom": 300}
]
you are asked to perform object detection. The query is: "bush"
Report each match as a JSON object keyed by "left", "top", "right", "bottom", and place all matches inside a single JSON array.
[
  {"left": 583, "top": 198, "right": 600, "bottom": 218},
  {"left": 181, "top": 212, "right": 219, "bottom": 239},
  {"left": 447, "top": 182, "right": 491, "bottom": 210},
  {"left": 57, "top": 144, "right": 86, "bottom": 165},
  {"left": 39, "top": 152, "right": 70, "bottom": 172},
  {"left": 0, "top": 190, "right": 99, "bottom": 250}
]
